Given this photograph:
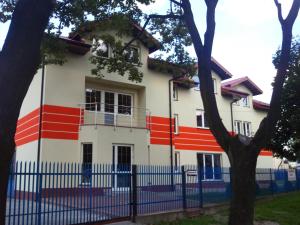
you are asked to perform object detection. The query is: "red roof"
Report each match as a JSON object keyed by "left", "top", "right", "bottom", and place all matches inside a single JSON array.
[
  {"left": 221, "top": 86, "right": 249, "bottom": 98},
  {"left": 222, "top": 76, "right": 263, "bottom": 96},
  {"left": 253, "top": 100, "right": 270, "bottom": 111}
]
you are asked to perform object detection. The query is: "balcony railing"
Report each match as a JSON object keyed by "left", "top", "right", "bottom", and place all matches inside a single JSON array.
[{"left": 78, "top": 103, "right": 151, "bottom": 129}]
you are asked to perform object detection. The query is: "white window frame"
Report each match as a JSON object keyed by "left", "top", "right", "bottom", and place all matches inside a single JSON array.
[
  {"left": 85, "top": 88, "right": 133, "bottom": 116},
  {"left": 213, "top": 78, "right": 217, "bottom": 94},
  {"left": 124, "top": 45, "right": 140, "bottom": 64},
  {"left": 234, "top": 120, "right": 252, "bottom": 136},
  {"left": 241, "top": 96, "right": 250, "bottom": 107},
  {"left": 234, "top": 120, "right": 243, "bottom": 135},
  {"left": 196, "top": 110, "right": 209, "bottom": 128},
  {"left": 174, "top": 114, "right": 179, "bottom": 134},
  {"left": 243, "top": 121, "right": 252, "bottom": 137},
  {"left": 92, "top": 38, "right": 110, "bottom": 58},
  {"left": 174, "top": 151, "right": 180, "bottom": 172},
  {"left": 173, "top": 83, "right": 178, "bottom": 101},
  {"left": 197, "top": 153, "right": 222, "bottom": 180}
]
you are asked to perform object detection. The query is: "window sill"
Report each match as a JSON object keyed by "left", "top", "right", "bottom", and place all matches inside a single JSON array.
[{"left": 196, "top": 126, "right": 210, "bottom": 130}]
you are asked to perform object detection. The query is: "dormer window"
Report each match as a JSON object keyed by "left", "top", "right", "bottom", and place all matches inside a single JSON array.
[{"left": 124, "top": 46, "right": 140, "bottom": 64}]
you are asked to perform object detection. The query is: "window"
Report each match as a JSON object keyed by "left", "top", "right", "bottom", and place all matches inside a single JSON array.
[
  {"left": 234, "top": 120, "right": 242, "bottom": 134},
  {"left": 82, "top": 143, "right": 93, "bottom": 184},
  {"left": 241, "top": 96, "right": 250, "bottom": 107},
  {"left": 174, "top": 114, "right": 179, "bottom": 134},
  {"left": 213, "top": 78, "right": 217, "bottom": 94},
  {"left": 173, "top": 84, "right": 178, "bottom": 101},
  {"left": 197, "top": 153, "right": 222, "bottom": 180},
  {"left": 105, "top": 92, "right": 115, "bottom": 113},
  {"left": 92, "top": 39, "right": 109, "bottom": 58},
  {"left": 113, "top": 145, "right": 132, "bottom": 188},
  {"left": 124, "top": 46, "right": 140, "bottom": 64},
  {"left": 234, "top": 120, "right": 252, "bottom": 137},
  {"left": 174, "top": 152, "right": 180, "bottom": 171},
  {"left": 243, "top": 122, "right": 252, "bottom": 137},
  {"left": 196, "top": 110, "right": 209, "bottom": 128},
  {"left": 118, "top": 94, "right": 132, "bottom": 115},
  {"left": 85, "top": 89, "right": 101, "bottom": 111}
]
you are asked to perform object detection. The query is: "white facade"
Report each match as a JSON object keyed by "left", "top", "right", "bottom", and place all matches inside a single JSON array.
[{"left": 15, "top": 26, "right": 273, "bottom": 175}]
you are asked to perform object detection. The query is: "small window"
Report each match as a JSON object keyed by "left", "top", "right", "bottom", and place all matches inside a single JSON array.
[
  {"left": 174, "top": 114, "right": 179, "bottom": 134},
  {"left": 241, "top": 96, "right": 250, "bottom": 107},
  {"left": 82, "top": 143, "right": 93, "bottom": 184},
  {"left": 85, "top": 89, "right": 101, "bottom": 111},
  {"left": 196, "top": 110, "right": 209, "bottom": 128},
  {"left": 174, "top": 151, "right": 180, "bottom": 171},
  {"left": 213, "top": 78, "right": 217, "bottom": 94},
  {"left": 124, "top": 46, "right": 140, "bottom": 64},
  {"left": 105, "top": 92, "right": 115, "bottom": 113},
  {"left": 173, "top": 84, "right": 178, "bottom": 101},
  {"left": 197, "top": 153, "right": 222, "bottom": 180},
  {"left": 118, "top": 94, "right": 132, "bottom": 115}
]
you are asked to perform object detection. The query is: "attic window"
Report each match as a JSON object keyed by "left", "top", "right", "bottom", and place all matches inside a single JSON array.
[
  {"left": 124, "top": 46, "right": 140, "bottom": 64},
  {"left": 92, "top": 39, "right": 109, "bottom": 58}
]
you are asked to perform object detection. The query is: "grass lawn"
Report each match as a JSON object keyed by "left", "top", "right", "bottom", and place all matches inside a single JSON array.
[{"left": 158, "top": 192, "right": 300, "bottom": 225}]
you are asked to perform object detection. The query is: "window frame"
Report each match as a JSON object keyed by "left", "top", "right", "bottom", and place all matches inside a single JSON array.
[
  {"left": 92, "top": 39, "right": 110, "bottom": 58},
  {"left": 197, "top": 153, "right": 222, "bottom": 180},
  {"left": 174, "top": 151, "right": 180, "bottom": 172},
  {"left": 173, "top": 83, "right": 179, "bottom": 101},
  {"left": 212, "top": 78, "right": 217, "bottom": 94},
  {"left": 124, "top": 45, "right": 140, "bottom": 64},
  {"left": 241, "top": 96, "right": 250, "bottom": 107},
  {"left": 174, "top": 114, "right": 179, "bottom": 134},
  {"left": 196, "top": 110, "right": 209, "bottom": 129}
]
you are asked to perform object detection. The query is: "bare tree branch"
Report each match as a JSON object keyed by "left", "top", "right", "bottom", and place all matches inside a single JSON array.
[
  {"left": 274, "top": 0, "right": 284, "bottom": 25},
  {"left": 204, "top": 0, "right": 218, "bottom": 56},
  {"left": 252, "top": 0, "right": 300, "bottom": 152}
]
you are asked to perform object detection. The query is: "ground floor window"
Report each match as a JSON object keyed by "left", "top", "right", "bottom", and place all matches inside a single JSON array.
[
  {"left": 174, "top": 151, "right": 180, "bottom": 171},
  {"left": 197, "top": 153, "right": 222, "bottom": 180}
]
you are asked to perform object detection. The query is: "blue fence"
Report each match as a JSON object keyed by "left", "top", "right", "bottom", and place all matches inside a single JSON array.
[{"left": 6, "top": 162, "right": 300, "bottom": 225}]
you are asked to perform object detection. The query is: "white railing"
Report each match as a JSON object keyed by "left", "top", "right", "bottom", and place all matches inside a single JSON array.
[{"left": 78, "top": 102, "right": 151, "bottom": 129}]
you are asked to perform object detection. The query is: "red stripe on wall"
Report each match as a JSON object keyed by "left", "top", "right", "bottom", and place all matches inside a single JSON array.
[
  {"left": 174, "top": 138, "right": 219, "bottom": 146},
  {"left": 43, "top": 105, "right": 81, "bottom": 116},
  {"left": 15, "top": 124, "right": 39, "bottom": 141},
  {"left": 150, "top": 116, "right": 174, "bottom": 125},
  {"left": 43, "top": 113, "right": 80, "bottom": 124},
  {"left": 175, "top": 144, "right": 223, "bottom": 152},
  {"left": 17, "top": 108, "right": 40, "bottom": 127},
  {"left": 15, "top": 133, "right": 39, "bottom": 147},
  {"left": 176, "top": 132, "right": 216, "bottom": 141},
  {"left": 150, "top": 124, "right": 173, "bottom": 133},
  {"left": 16, "top": 116, "right": 39, "bottom": 135},
  {"left": 41, "top": 131, "right": 78, "bottom": 140},
  {"left": 151, "top": 131, "right": 174, "bottom": 139},
  {"left": 179, "top": 126, "right": 212, "bottom": 134},
  {"left": 150, "top": 138, "right": 173, "bottom": 145},
  {"left": 42, "top": 122, "right": 79, "bottom": 133},
  {"left": 260, "top": 151, "right": 273, "bottom": 156}
]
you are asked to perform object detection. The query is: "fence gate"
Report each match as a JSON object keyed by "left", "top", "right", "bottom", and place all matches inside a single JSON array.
[{"left": 6, "top": 162, "right": 131, "bottom": 225}]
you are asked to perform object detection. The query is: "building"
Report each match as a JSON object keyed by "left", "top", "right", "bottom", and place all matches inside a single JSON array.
[{"left": 14, "top": 23, "right": 273, "bottom": 185}]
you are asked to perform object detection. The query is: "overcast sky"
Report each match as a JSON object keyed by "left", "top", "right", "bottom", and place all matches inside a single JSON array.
[{"left": 1, "top": 0, "right": 299, "bottom": 102}]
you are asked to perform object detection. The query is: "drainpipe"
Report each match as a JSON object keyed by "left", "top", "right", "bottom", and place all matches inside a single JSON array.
[
  {"left": 37, "top": 59, "right": 46, "bottom": 165},
  {"left": 168, "top": 75, "right": 185, "bottom": 186}
]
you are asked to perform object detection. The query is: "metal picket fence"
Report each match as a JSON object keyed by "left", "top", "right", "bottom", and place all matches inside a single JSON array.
[{"left": 6, "top": 162, "right": 300, "bottom": 225}]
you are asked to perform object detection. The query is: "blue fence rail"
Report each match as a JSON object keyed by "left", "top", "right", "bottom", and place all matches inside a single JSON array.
[{"left": 6, "top": 162, "right": 300, "bottom": 225}]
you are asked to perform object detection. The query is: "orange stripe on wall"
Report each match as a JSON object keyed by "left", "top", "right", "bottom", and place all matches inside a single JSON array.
[
  {"left": 179, "top": 126, "right": 212, "bottom": 134},
  {"left": 150, "top": 138, "right": 173, "bottom": 145},
  {"left": 15, "top": 124, "right": 39, "bottom": 141},
  {"left": 15, "top": 133, "right": 39, "bottom": 147},
  {"left": 150, "top": 116, "right": 174, "bottom": 125},
  {"left": 260, "top": 151, "right": 273, "bottom": 156},
  {"left": 151, "top": 131, "right": 174, "bottom": 139},
  {"left": 176, "top": 133, "right": 216, "bottom": 141},
  {"left": 16, "top": 116, "right": 39, "bottom": 134},
  {"left": 43, "top": 113, "right": 80, "bottom": 124},
  {"left": 174, "top": 138, "right": 219, "bottom": 146}
]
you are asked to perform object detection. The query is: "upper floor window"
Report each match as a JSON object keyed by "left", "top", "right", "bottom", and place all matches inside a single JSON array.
[
  {"left": 241, "top": 96, "right": 250, "bottom": 107},
  {"left": 92, "top": 39, "right": 110, "bottom": 58},
  {"left": 85, "top": 89, "right": 101, "bottom": 111},
  {"left": 193, "top": 76, "right": 217, "bottom": 94},
  {"left": 196, "top": 110, "right": 209, "bottom": 128},
  {"left": 85, "top": 89, "right": 132, "bottom": 115},
  {"left": 234, "top": 120, "right": 252, "bottom": 137},
  {"left": 173, "top": 84, "right": 178, "bottom": 101},
  {"left": 213, "top": 78, "right": 217, "bottom": 94},
  {"left": 118, "top": 94, "right": 132, "bottom": 115},
  {"left": 124, "top": 46, "right": 140, "bottom": 64}
]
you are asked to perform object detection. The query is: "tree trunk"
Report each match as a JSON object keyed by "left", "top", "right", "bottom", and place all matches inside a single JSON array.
[
  {"left": 228, "top": 143, "right": 259, "bottom": 225},
  {"left": 0, "top": 0, "right": 54, "bottom": 224}
]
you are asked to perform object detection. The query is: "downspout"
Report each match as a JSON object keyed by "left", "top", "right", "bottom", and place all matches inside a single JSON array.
[{"left": 37, "top": 59, "right": 46, "bottom": 164}]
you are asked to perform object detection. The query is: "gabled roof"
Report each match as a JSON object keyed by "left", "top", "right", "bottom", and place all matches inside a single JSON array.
[
  {"left": 253, "top": 100, "right": 270, "bottom": 111},
  {"left": 221, "top": 86, "right": 249, "bottom": 98},
  {"left": 222, "top": 76, "right": 263, "bottom": 96},
  {"left": 70, "top": 20, "right": 162, "bottom": 54},
  {"left": 211, "top": 57, "right": 233, "bottom": 80},
  {"left": 59, "top": 36, "right": 91, "bottom": 55}
]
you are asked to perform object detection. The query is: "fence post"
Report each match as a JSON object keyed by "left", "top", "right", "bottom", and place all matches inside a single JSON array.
[
  {"left": 198, "top": 167, "right": 203, "bottom": 208},
  {"left": 269, "top": 168, "right": 273, "bottom": 196},
  {"left": 131, "top": 165, "right": 137, "bottom": 222},
  {"left": 181, "top": 166, "right": 187, "bottom": 210},
  {"left": 36, "top": 163, "right": 43, "bottom": 225}
]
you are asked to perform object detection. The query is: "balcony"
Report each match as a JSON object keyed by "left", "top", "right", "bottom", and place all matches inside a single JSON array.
[{"left": 78, "top": 103, "right": 150, "bottom": 129}]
